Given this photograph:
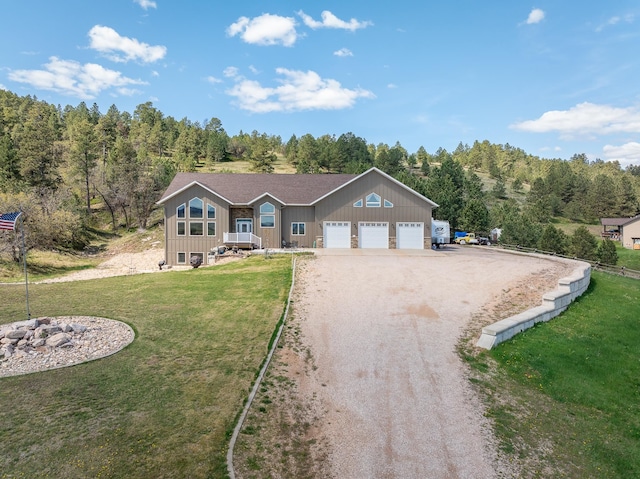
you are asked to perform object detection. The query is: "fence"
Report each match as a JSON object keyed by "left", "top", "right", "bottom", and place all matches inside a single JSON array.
[{"left": 497, "top": 243, "right": 640, "bottom": 280}]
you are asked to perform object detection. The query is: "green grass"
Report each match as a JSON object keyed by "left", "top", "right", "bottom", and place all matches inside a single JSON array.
[
  {"left": 0, "top": 255, "right": 293, "bottom": 479},
  {"left": 472, "top": 271, "right": 640, "bottom": 478},
  {"left": 615, "top": 243, "right": 640, "bottom": 271}
]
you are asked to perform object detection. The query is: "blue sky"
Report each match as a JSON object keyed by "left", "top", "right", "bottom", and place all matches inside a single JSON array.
[{"left": 2, "top": 1, "right": 640, "bottom": 166}]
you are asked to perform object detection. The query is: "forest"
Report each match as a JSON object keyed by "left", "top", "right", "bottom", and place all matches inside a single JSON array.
[{"left": 1, "top": 88, "right": 638, "bottom": 262}]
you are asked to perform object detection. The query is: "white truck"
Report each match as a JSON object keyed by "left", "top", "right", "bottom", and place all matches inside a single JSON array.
[{"left": 431, "top": 219, "right": 451, "bottom": 248}]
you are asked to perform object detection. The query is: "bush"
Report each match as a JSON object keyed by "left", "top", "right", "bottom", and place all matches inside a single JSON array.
[
  {"left": 596, "top": 238, "right": 618, "bottom": 265},
  {"left": 569, "top": 226, "right": 597, "bottom": 260}
]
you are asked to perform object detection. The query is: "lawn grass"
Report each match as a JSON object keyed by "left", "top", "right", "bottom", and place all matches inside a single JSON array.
[
  {"left": 470, "top": 271, "right": 640, "bottom": 478},
  {"left": 0, "top": 255, "right": 293, "bottom": 478},
  {"left": 615, "top": 243, "right": 640, "bottom": 271}
]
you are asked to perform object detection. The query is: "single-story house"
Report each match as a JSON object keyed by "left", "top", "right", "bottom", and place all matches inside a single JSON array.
[
  {"left": 600, "top": 215, "right": 640, "bottom": 249},
  {"left": 157, "top": 167, "right": 438, "bottom": 266}
]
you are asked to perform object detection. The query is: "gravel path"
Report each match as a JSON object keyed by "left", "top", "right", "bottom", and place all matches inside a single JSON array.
[{"left": 291, "top": 247, "right": 575, "bottom": 478}]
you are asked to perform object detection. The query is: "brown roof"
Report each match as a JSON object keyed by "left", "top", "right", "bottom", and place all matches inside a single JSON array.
[
  {"left": 158, "top": 172, "right": 358, "bottom": 205},
  {"left": 600, "top": 216, "right": 640, "bottom": 227}
]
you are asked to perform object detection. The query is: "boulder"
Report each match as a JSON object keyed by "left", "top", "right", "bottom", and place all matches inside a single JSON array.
[
  {"left": 46, "top": 333, "right": 71, "bottom": 348},
  {"left": 5, "top": 330, "right": 26, "bottom": 340}
]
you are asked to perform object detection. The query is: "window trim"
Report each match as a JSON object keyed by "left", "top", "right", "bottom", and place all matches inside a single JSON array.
[
  {"left": 177, "top": 252, "right": 186, "bottom": 264},
  {"left": 207, "top": 221, "right": 216, "bottom": 236},
  {"left": 177, "top": 203, "right": 186, "bottom": 219},
  {"left": 177, "top": 221, "right": 186, "bottom": 236},
  {"left": 207, "top": 204, "right": 216, "bottom": 219},
  {"left": 291, "top": 222, "right": 306, "bottom": 236},
  {"left": 189, "top": 221, "right": 204, "bottom": 236},
  {"left": 260, "top": 202, "right": 276, "bottom": 228},
  {"left": 366, "top": 193, "right": 381, "bottom": 208},
  {"left": 189, "top": 197, "right": 204, "bottom": 219},
  {"left": 384, "top": 199, "right": 394, "bottom": 208},
  {"left": 353, "top": 199, "right": 363, "bottom": 208},
  {"left": 260, "top": 215, "right": 275, "bottom": 229}
]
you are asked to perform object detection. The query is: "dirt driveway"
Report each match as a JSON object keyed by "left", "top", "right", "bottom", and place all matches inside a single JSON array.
[{"left": 285, "top": 246, "right": 575, "bottom": 478}]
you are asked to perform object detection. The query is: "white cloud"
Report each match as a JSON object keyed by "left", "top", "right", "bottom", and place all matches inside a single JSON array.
[
  {"left": 226, "top": 68, "right": 375, "bottom": 113},
  {"left": 603, "top": 142, "right": 640, "bottom": 166},
  {"left": 596, "top": 13, "right": 635, "bottom": 32},
  {"left": 249, "top": 65, "right": 260, "bottom": 74},
  {"left": 525, "top": 8, "right": 545, "bottom": 25},
  {"left": 510, "top": 102, "right": 640, "bottom": 137},
  {"left": 8, "top": 56, "right": 147, "bottom": 100},
  {"left": 298, "top": 10, "right": 372, "bottom": 31},
  {"left": 0, "top": 84, "right": 6, "bottom": 90},
  {"left": 334, "top": 48, "right": 353, "bottom": 57},
  {"left": 206, "top": 76, "right": 222, "bottom": 84},
  {"left": 151, "top": 70, "right": 159, "bottom": 77},
  {"left": 227, "top": 14, "right": 298, "bottom": 46},
  {"left": 223, "top": 66, "right": 240, "bottom": 78},
  {"left": 387, "top": 83, "right": 398, "bottom": 89},
  {"left": 88, "top": 25, "right": 166, "bottom": 63},
  {"left": 134, "top": 0, "right": 156, "bottom": 9}
]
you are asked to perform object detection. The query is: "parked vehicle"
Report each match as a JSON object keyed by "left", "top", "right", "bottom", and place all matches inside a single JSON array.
[
  {"left": 477, "top": 236, "right": 491, "bottom": 245},
  {"left": 431, "top": 219, "right": 451, "bottom": 248},
  {"left": 454, "top": 232, "right": 480, "bottom": 245}
]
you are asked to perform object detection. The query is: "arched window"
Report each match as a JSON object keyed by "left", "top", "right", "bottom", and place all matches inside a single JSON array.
[
  {"left": 189, "top": 198, "right": 203, "bottom": 218},
  {"left": 260, "top": 202, "right": 275, "bottom": 228}
]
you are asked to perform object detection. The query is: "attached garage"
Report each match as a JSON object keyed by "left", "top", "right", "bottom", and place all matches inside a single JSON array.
[
  {"left": 324, "top": 221, "right": 351, "bottom": 248},
  {"left": 396, "top": 222, "right": 424, "bottom": 249},
  {"left": 359, "top": 222, "right": 389, "bottom": 249}
]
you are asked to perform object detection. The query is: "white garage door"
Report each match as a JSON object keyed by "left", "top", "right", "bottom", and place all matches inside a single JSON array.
[
  {"left": 359, "top": 222, "right": 389, "bottom": 249},
  {"left": 324, "top": 222, "right": 351, "bottom": 248},
  {"left": 397, "top": 222, "right": 424, "bottom": 249}
]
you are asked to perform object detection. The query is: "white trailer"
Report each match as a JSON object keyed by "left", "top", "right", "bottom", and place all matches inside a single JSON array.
[{"left": 431, "top": 219, "right": 451, "bottom": 248}]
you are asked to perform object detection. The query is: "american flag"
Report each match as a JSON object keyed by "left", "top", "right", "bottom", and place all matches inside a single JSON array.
[{"left": 0, "top": 211, "right": 22, "bottom": 231}]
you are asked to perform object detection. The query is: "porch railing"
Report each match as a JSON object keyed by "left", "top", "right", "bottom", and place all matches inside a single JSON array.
[{"left": 223, "top": 232, "right": 262, "bottom": 249}]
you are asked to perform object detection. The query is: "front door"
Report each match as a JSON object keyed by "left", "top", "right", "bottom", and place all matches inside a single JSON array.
[{"left": 236, "top": 218, "right": 253, "bottom": 233}]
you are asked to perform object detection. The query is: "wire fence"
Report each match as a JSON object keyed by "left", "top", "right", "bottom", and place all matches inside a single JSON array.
[{"left": 496, "top": 243, "right": 640, "bottom": 280}]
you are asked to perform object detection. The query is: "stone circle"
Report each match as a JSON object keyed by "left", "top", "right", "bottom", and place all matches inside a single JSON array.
[{"left": 0, "top": 316, "right": 134, "bottom": 378}]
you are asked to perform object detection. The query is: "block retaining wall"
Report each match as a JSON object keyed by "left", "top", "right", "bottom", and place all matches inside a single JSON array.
[{"left": 476, "top": 253, "right": 591, "bottom": 350}]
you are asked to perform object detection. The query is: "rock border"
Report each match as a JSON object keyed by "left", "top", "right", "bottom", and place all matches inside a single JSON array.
[{"left": 0, "top": 316, "right": 135, "bottom": 378}]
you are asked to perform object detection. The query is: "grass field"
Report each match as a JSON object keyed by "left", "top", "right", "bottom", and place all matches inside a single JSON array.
[
  {"left": 0, "top": 255, "right": 293, "bottom": 479},
  {"left": 468, "top": 271, "right": 640, "bottom": 478}
]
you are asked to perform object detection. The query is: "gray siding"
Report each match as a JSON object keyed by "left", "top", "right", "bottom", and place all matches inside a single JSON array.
[
  {"left": 281, "top": 206, "right": 316, "bottom": 248},
  {"left": 163, "top": 184, "right": 230, "bottom": 266},
  {"left": 314, "top": 170, "right": 433, "bottom": 244},
  {"left": 252, "top": 196, "right": 282, "bottom": 250}
]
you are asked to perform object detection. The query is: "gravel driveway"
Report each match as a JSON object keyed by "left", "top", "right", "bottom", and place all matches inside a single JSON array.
[{"left": 290, "top": 246, "right": 574, "bottom": 479}]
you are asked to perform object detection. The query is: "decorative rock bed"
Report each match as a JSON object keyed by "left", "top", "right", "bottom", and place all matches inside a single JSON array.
[{"left": 0, "top": 316, "right": 134, "bottom": 378}]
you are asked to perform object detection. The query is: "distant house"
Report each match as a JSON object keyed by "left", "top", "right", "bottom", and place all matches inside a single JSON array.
[
  {"left": 157, "top": 167, "right": 438, "bottom": 266},
  {"left": 600, "top": 215, "right": 640, "bottom": 249}
]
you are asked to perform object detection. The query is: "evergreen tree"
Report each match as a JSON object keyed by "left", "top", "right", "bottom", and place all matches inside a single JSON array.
[
  {"left": 596, "top": 238, "right": 618, "bottom": 265},
  {"left": 569, "top": 226, "right": 598, "bottom": 260},
  {"left": 538, "top": 224, "right": 569, "bottom": 255}
]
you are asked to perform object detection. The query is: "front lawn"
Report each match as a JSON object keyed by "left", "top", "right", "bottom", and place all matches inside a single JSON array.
[
  {"left": 469, "top": 271, "right": 640, "bottom": 478},
  {"left": 0, "top": 255, "right": 292, "bottom": 478}
]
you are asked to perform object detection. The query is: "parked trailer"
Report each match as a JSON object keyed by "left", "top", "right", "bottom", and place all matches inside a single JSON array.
[{"left": 431, "top": 219, "right": 451, "bottom": 248}]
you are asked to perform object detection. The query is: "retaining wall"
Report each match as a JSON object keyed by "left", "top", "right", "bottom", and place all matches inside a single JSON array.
[{"left": 476, "top": 257, "right": 591, "bottom": 350}]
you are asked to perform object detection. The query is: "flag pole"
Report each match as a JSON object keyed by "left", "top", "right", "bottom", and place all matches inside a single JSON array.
[{"left": 20, "top": 212, "right": 30, "bottom": 320}]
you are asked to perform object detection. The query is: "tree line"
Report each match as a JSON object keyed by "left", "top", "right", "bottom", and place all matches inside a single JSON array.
[{"left": 1, "top": 89, "right": 639, "bottom": 263}]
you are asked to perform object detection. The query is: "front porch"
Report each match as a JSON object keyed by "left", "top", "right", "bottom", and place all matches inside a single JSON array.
[{"left": 223, "top": 232, "right": 262, "bottom": 249}]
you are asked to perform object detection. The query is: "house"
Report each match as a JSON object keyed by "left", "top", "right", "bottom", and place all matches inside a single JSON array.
[
  {"left": 157, "top": 167, "right": 438, "bottom": 266},
  {"left": 600, "top": 216, "right": 640, "bottom": 249}
]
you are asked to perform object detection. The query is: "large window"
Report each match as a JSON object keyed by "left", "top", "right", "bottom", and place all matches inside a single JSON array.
[
  {"left": 177, "top": 221, "right": 185, "bottom": 236},
  {"left": 260, "top": 202, "right": 275, "bottom": 228},
  {"left": 207, "top": 204, "right": 216, "bottom": 219},
  {"left": 366, "top": 193, "right": 381, "bottom": 208},
  {"left": 177, "top": 203, "right": 186, "bottom": 218},
  {"left": 207, "top": 222, "right": 216, "bottom": 236},
  {"left": 189, "top": 197, "right": 203, "bottom": 218},
  {"left": 292, "top": 222, "right": 305, "bottom": 235},
  {"left": 190, "top": 222, "right": 204, "bottom": 236}
]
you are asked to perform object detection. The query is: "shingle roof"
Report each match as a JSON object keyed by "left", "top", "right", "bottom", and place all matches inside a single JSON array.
[
  {"left": 600, "top": 216, "right": 640, "bottom": 227},
  {"left": 158, "top": 172, "right": 358, "bottom": 205}
]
